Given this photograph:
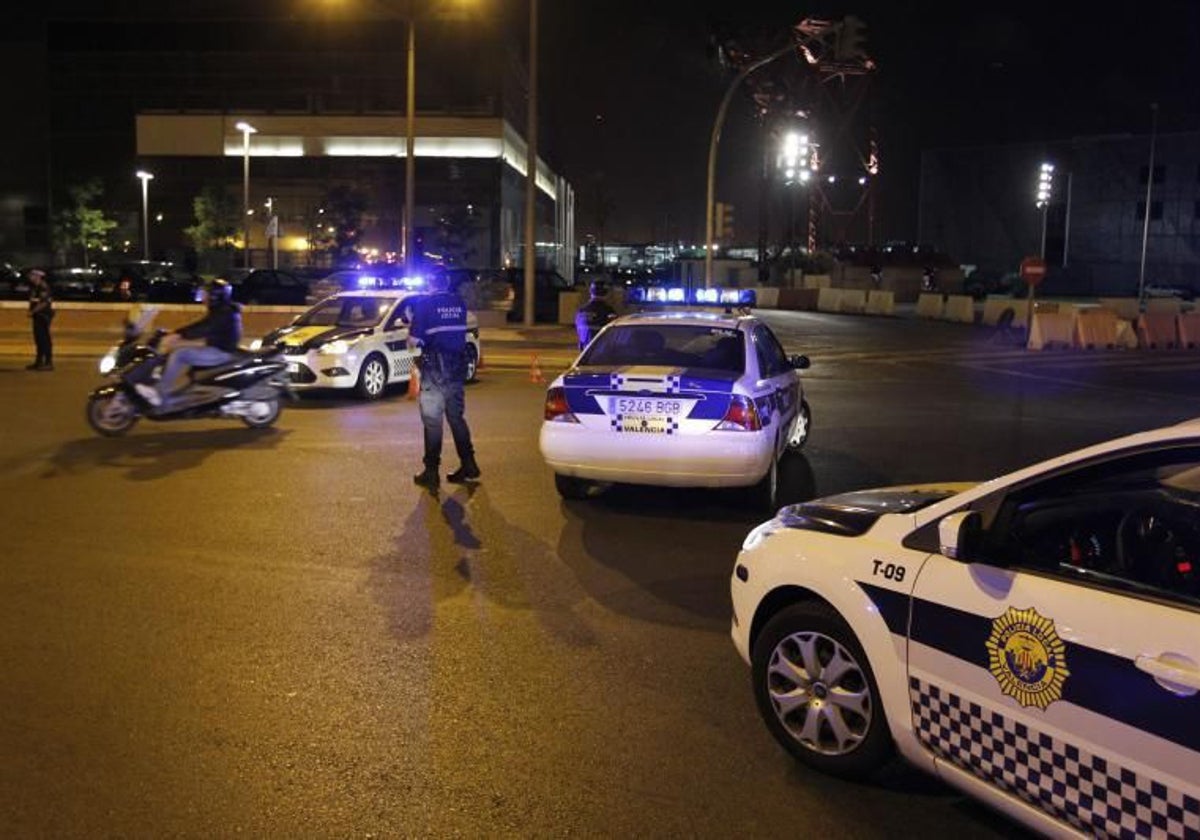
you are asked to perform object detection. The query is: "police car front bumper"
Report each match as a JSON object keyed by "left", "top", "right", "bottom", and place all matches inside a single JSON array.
[{"left": 283, "top": 350, "right": 361, "bottom": 390}]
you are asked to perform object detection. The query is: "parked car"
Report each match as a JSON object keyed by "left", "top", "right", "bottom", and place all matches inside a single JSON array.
[
  {"left": 732, "top": 419, "right": 1200, "bottom": 837},
  {"left": 0, "top": 260, "right": 24, "bottom": 299},
  {"left": 44, "top": 266, "right": 109, "bottom": 301},
  {"left": 222, "top": 268, "right": 308, "bottom": 305},
  {"left": 95, "top": 261, "right": 203, "bottom": 302},
  {"left": 498, "top": 268, "right": 577, "bottom": 323}
]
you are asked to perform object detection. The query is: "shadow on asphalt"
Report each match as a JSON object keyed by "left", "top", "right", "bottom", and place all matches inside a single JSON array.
[{"left": 42, "top": 426, "right": 288, "bottom": 481}]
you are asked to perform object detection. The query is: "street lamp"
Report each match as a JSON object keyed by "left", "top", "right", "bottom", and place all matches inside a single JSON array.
[
  {"left": 236, "top": 120, "right": 257, "bottom": 268},
  {"left": 522, "top": 0, "right": 539, "bottom": 326},
  {"left": 1036, "top": 162, "right": 1054, "bottom": 259},
  {"left": 136, "top": 170, "right": 154, "bottom": 261}
]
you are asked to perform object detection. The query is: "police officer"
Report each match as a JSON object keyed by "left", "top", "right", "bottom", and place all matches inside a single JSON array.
[
  {"left": 408, "top": 272, "right": 480, "bottom": 490},
  {"left": 26, "top": 268, "right": 54, "bottom": 371},
  {"left": 574, "top": 279, "right": 617, "bottom": 350}
]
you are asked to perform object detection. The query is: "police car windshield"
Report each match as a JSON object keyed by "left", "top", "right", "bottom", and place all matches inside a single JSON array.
[
  {"left": 296, "top": 296, "right": 386, "bottom": 328},
  {"left": 580, "top": 324, "right": 744, "bottom": 371}
]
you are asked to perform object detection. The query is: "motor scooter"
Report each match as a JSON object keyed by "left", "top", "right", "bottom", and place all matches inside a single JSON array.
[{"left": 86, "top": 309, "right": 293, "bottom": 437}]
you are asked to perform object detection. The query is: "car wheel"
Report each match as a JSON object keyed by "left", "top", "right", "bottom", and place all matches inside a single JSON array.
[
  {"left": 752, "top": 601, "right": 893, "bottom": 780},
  {"left": 554, "top": 473, "right": 592, "bottom": 500},
  {"left": 86, "top": 391, "right": 140, "bottom": 437},
  {"left": 465, "top": 343, "right": 479, "bottom": 382},
  {"left": 787, "top": 400, "right": 811, "bottom": 451},
  {"left": 749, "top": 453, "right": 778, "bottom": 512},
  {"left": 356, "top": 354, "right": 389, "bottom": 400}
]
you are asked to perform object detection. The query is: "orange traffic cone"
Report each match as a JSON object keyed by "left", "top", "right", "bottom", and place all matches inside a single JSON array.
[
  {"left": 529, "top": 354, "right": 545, "bottom": 384},
  {"left": 406, "top": 362, "right": 421, "bottom": 399}
]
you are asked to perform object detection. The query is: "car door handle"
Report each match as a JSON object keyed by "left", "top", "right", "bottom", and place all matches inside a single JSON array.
[{"left": 1135, "top": 653, "right": 1200, "bottom": 696}]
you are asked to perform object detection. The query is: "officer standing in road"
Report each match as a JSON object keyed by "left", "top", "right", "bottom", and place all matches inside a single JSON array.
[
  {"left": 408, "top": 272, "right": 480, "bottom": 490},
  {"left": 27, "top": 268, "right": 54, "bottom": 371},
  {"left": 574, "top": 279, "right": 617, "bottom": 350}
]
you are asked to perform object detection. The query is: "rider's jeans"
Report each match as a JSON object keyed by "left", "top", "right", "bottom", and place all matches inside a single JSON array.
[{"left": 156, "top": 345, "right": 235, "bottom": 400}]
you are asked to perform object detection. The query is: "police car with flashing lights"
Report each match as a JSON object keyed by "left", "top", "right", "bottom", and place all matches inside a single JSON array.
[
  {"left": 253, "top": 290, "right": 480, "bottom": 400},
  {"left": 732, "top": 421, "right": 1200, "bottom": 837},
  {"left": 539, "top": 300, "right": 812, "bottom": 510}
]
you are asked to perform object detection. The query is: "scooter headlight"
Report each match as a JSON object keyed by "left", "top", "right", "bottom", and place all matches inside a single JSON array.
[
  {"left": 99, "top": 348, "right": 118, "bottom": 375},
  {"left": 249, "top": 338, "right": 263, "bottom": 351}
]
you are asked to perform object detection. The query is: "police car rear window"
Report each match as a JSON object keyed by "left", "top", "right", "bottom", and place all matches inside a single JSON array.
[{"left": 579, "top": 325, "right": 744, "bottom": 371}]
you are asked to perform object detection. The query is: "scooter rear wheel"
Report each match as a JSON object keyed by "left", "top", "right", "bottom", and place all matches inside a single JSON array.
[
  {"left": 87, "top": 392, "right": 140, "bottom": 437},
  {"left": 241, "top": 396, "right": 281, "bottom": 428}
]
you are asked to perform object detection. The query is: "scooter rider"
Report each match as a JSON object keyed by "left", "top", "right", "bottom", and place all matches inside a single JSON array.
[
  {"left": 136, "top": 278, "right": 242, "bottom": 408},
  {"left": 574, "top": 279, "right": 617, "bottom": 350}
]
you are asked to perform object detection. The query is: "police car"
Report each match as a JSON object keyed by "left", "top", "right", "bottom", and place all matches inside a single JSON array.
[
  {"left": 539, "top": 302, "right": 812, "bottom": 509},
  {"left": 732, "top": 421, "right": 1200, "bottom": 837},
  {"left": 254, "top": 290, "right": 480, "bottom": 399}
]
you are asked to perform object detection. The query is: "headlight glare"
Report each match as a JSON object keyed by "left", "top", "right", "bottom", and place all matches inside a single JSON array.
[
  {"left": 319, "top": 339, "right": 350, "bottom": 355},
  {"left": 99, "top": 349, "right": 117, "bottom": 374},
  {"left": 249, "top": 338, "right": 263, "bottom": 351}
]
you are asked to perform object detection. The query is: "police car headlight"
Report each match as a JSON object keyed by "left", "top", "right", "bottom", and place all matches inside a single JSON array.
[
  {"left": 742, "top": 518, "right": 783, "bottom": 552},
  {"left": 249, "top": 338, "right": 263, "bottom": 351},
  {"left": 319, "top": 339, "right": 351, "bottom": 355},
  {"left": 98, "top": 348, "right": 117, "bottom": 375}
]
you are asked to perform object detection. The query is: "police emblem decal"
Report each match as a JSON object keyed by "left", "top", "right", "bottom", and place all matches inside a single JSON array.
[{"left": 985, "top": 606, "right": 1069, "bottom": 710}]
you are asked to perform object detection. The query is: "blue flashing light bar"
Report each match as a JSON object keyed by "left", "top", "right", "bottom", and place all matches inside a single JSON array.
[{"left": 627, "top": 286, "right": 756, "bottom": 307}]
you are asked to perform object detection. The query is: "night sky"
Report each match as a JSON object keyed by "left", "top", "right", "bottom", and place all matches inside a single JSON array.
[{"left": 18, "top": 1, "right": 1200, "bottom": 246}]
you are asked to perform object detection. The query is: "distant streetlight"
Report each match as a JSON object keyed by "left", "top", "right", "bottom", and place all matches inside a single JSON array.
[
  {"left": 136, "top": 170, "right": 154, "bottom": 261},
  {"left": 236, "top": 121, "right": 257, "bottom": 268},
  {"left": 1035, "top": 162, "right": 1054, "bottom": 259},
  {"left": 1138, "top": 103, "right": 1159, "bottom": 304},
  {"left": 522, "top": 0, "right": 539, "bottom": 326}
]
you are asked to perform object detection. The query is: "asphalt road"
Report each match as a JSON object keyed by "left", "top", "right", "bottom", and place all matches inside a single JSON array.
[{"left": 2, "top": 311, "right": 1199, "bottom": 838}]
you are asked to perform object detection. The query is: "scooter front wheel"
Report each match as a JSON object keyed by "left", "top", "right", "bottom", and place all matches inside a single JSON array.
[
  {"left": 241, "top": 396, "right": 281, "bottom": 428},
  {"left": 87, "top": 391, "right": 140, "bottom": 437}
]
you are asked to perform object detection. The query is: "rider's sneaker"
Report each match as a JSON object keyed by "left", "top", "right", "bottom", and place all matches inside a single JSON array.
[{"left": 134, "top": 383, "right": 162, "bottom": 407}]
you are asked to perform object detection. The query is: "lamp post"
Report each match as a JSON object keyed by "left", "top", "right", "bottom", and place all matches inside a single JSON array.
[
  {"left": 1137, "top": 103, "right": 1159, "bottom": 304},
  {"left": 236, "top": 121, "right": 257, "bottom": 268},
  {"left": 136, "top": 170, "right": 154, "bottom": 261},
  {"left": 1036, "top": 162, "right": 1054, "bottom": 259},
  {"left": 522, "top": 0, "right": 538, "bottom": 326}
]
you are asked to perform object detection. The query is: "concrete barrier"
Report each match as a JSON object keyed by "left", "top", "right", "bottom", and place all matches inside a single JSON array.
[
  {"left": 1073, "top": 308, "right": 1121, "bottom": 349},
  {"left": 915, "top": 293, "right": 944, "bottom": 319},
  {"left": 803, "top": 274, "right": 831, "bottom": 290},
  {"left": 0, "top": 300, "right": 304, "bottom": 337},
  {"left": 838, "top": 289, "right": 866, "bottom": 314},
  {"left": 558, "top": 291, "right": 581, "bottom": 325},
  {"left": 865, "top": 290, "right": 894, "bottom": 316},
  {"left": 982, "top": 297, "right": 1020, "bottom": 326},
  {"left": 1099, "top": 297, "right": 1140, "bottom": 321},
  {"left": 1146, "top": 298, "right": 1183, "bottom": 315},
  {"left": 755, "top": 287, "right": 779, "bottom": 309},
  {"left": 1177, "top": 312, "right": 1200, "bottom": 348},
  {"left": 777, "top": 288, "right": 819, "bottom": 310},
  {"left": 1027, "top": 312, "right": 1075, "bottom": 350},
  {"left": 942, "top": 295, "right": 975, "bottom": 324},
  {"left": 817, "top": 287, "right": 844, "bottom": 313},
  {"left": 1137, "top": 312, "right": 1178, "bottom": 349}
]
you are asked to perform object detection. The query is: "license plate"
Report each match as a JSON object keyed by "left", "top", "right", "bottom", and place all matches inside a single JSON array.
[
  {"left": 287, "top": 362, "right": 300, "bottom": 373},
  {"left": 611, "top": 397, "right": 684, "bottom": 416},
  {"left": 618, "top": 415, "right": 672, "bottom": 434}
]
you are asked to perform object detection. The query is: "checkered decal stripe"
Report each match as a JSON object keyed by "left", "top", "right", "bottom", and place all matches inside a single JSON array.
[
  {"left": 608, "top": 374, "right": 681, "bottom": 393},
  {"left": 910, "top": 678, "right": 1200, "bottom": 838}
]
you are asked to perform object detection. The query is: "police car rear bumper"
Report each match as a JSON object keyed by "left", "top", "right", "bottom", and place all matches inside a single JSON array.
[{"left": 539, "top": 423, "right": 774, "bottom": 487}]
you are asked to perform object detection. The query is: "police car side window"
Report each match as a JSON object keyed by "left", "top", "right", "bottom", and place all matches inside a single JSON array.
[
  {"left": 994, "top": 446, "right": 1200, "bottom": 608},
  {"left": 753, "top": 326, "right": 788, "bottom": 378}
]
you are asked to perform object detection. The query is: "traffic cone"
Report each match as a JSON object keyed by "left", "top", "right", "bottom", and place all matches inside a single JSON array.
[
  {"left": 529, "top": 354, "right": 545, "bottom": 384},
  {"left": 406, "top": 362, "right": 421, "bottom": 399}
]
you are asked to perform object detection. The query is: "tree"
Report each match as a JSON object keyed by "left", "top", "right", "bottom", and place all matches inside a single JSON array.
[
  {"left": 183, "top": 184, "right": 240, "bottom": 256},
  {"left": 52, "top": 178, "right": 118, "bottom": 265},
  {"left": 316, "top": 185, "right": 367, "bottom": 266},
  {"left": 430, "top": 204, "right": 479, "bottom": 267}
]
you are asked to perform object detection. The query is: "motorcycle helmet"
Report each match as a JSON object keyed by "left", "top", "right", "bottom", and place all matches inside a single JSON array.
[{"left": 207, "top": 278, "right": 233, "bottom": 305}]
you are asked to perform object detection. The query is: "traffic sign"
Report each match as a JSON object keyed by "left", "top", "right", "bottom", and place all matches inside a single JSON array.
[{"left": 1020, "top": 256, "right": 1047, "bottom": 287}]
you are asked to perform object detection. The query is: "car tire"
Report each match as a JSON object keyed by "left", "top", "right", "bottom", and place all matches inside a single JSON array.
[
  {"left": 749, "top": 453, "right": 778, "bottom": 512},
  {"left": 751, "top": 601, "right": 894, "bottom": 781},
  {"left": 554, "top": 473, "right": 592, "bottom": 500},
  {"left": 465, "top": 344, "right": 479, "bottom": 383},
  {"left": 787, "top": 400, "right": 811, "bottom": 451},
  {"left": 356, "top": 354, "right": 389, "bottom": 401}
]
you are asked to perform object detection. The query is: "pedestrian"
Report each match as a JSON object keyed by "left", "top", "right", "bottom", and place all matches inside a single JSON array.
[
  {"left": 27, "top": 268, "right": 54, "bottom": 371},
  {"left": 574, "top": 279, "right": 617, "bottom": 350},
  {"left": 408, "top": 272, "right": 480, "bottom": 490}
]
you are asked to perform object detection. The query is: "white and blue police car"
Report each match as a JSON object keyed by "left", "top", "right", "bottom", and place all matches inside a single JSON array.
[
  {"left": 732, "top": 420, "right": 1200, "bottom": 837},
  {"left": 539, "top": 292, "right": 812, "bottom": 509},
  {"left": 253, "top": 290, "right": 480, "bottom": 400}
]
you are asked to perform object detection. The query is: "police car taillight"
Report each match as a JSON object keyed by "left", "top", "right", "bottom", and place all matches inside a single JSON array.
[
  {"left": 716, "top": 395, "right": 761, "bottom": 432},
  {"left": 544, "top": 387, "right": 579, "bottom": 423}
]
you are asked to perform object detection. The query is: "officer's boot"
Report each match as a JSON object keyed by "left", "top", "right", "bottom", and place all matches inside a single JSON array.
[
  {"left": 413, "top": 462, "right": 440, "bottom": 490},
  {"left": 447, "top": 455, "right": 481, "bottom": 484}
]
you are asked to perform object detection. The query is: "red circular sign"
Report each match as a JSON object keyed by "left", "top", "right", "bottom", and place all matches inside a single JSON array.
[{"left": 1020, "top": 256, "right": 1047, "bottom": 287}]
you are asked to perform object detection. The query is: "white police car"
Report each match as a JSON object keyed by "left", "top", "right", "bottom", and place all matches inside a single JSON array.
[
  {"left": 254, "top": 290, "right": 480, "bottom": 399},
  {"left": 732, "top": 421, "right": 1200, "bottom": 837},
  {"left": 539, "top": 307, "right": 811, "bottom": 509}
]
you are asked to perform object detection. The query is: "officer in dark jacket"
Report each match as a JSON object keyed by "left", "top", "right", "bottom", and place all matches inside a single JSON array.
[
  {"left": 136, "top": 278, "right": 243, "bottom": 408},
  {"left": 574, "top": 280, "right": 617, "bottom": 349},
  {"left": 408, "top": 273, "right": 479, "bottom": 490},
  {"left": 26, "top": 268, "right": 54, "bottom": 371}
]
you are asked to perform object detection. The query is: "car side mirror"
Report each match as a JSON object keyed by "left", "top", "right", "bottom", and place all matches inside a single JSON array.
[
  {"left": 938, "top": 510, "right": 983, "bottom": 562},
  {"left": 791, "top": 354, "right": 810, "bottom": 370}
]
